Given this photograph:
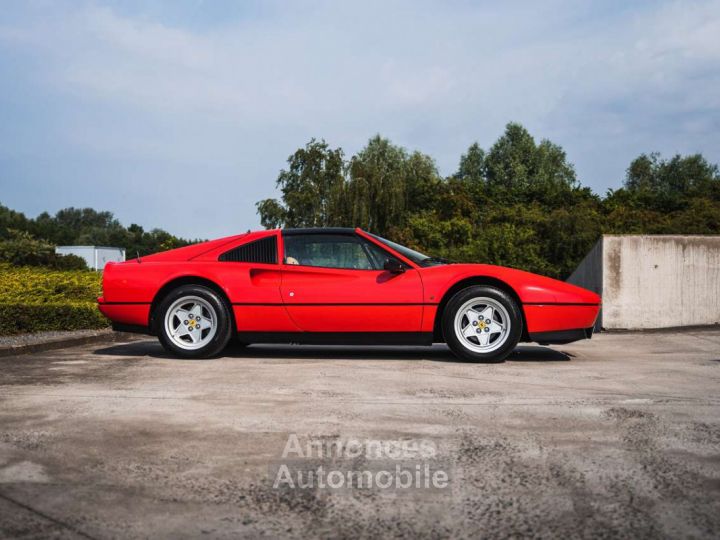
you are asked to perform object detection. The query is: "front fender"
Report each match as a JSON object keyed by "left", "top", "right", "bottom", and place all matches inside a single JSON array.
[
  {"left": 422, "top": 264, "right": 600, "bottom": 305},
  {"left": 419, "top": 264, "right": 601, "bottom": 337}
]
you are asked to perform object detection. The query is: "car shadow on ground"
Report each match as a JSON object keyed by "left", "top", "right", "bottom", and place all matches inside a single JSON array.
[{"left": 94, "top": 340, "right": 572, "bottom": 363}]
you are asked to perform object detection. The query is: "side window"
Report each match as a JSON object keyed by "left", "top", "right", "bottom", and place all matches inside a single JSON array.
[
  {"left": 362, "top": 239, "right": 396, "bottom": 269},
  {"left": 284, "top": 235, "right": 389, "bottom": 270},
  {"left": 219, "top": 236, "right": 277, "bottom": 264}
]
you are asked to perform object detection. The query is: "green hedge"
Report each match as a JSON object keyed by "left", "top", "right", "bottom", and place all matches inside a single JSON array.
[
  {"left": 0, "top": 303, "right": 109, "bottom": 335},
  {"left": 0, "top": 263, "right": 101, "bottom": 304},
  {"left": 0, "top": 263, "right": 109, "bottom": 335}
]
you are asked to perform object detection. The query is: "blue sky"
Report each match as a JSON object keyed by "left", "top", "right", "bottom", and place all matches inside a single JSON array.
[{"left": 1, "top": 0, "right": 719, "bottom": 239}]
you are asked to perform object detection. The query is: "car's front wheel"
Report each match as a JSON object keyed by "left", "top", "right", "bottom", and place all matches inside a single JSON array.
[
  {"left": 442, "top": 285, "right": 522, "bottom": 363},
  {"left": 157, "top": 285, "right": 233, "bottom": 358}
]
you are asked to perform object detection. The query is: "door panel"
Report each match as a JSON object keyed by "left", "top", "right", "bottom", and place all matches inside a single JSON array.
[
  {"left": 280, "top": 266, "right": 424, "bottom": 332},
  {"left": 198, "top": 263, "right": 298, "bottom": 331}
]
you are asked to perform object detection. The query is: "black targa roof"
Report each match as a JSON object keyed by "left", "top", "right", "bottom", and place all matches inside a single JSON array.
[{"left": 282, "top": 228, "right": 357, "bottom": 236}]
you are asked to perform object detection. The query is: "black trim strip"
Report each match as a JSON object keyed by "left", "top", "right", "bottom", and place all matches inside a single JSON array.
[
  {"left": 105, "top": 301, "right": 596, "bottom": 307},
  {"left": 282, "top": 228, "right": 355, "bottom": 236},
  {"left": 231, "top": 302, "right": 439, "bottom": 306},
  {"left": 523, "top": 302, "right": 600, "bottom": 307},
  {"left": 236, "top": 331, "right": 433, "bottom": 346},
  {"left": 112, "top": 323, "right": 154, "bottom": 335},
  {"left": 529, "top": 328, "right": 594, "bottom": 344}
]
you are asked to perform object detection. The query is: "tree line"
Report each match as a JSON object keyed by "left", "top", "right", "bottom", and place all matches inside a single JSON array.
[
  {"left": 257, "top": 123, "right": 720, "bottom": 279},
  {"left": 2, "top": 122, "right": 717, "bottom": 277},
  {"left": 0, "top": 205, "right": 193, "bottom": 269}
]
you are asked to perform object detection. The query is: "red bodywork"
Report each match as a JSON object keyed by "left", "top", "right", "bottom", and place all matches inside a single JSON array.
[{"left": 98, "top": 228, "right": 600, "bottom": 344}]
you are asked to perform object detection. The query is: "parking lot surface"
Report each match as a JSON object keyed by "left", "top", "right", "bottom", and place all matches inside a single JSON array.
[{"left": 1, "top": 330, "right": 719, "bottom": 539}]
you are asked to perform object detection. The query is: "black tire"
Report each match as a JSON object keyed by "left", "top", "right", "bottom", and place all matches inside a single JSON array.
[
  {"left": 156, "top": 285, "right": 233, "bottom": 358},
  {"left": 442, "top": 285, "right": 522, "bottom": 363}
]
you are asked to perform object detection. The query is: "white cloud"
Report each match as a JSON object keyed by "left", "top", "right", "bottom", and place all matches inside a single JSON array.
[{"left": 0, "top": 0, "right": 718, "bottom": 237}]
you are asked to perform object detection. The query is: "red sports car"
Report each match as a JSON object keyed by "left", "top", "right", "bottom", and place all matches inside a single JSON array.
[{"left": 98, "top": 228, "right": 600, "bottom": 362}]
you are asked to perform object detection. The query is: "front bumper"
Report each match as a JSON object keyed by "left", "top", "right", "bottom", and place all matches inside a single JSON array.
[{"left": 523, "top": 304, "right": 600, "bottom": 334}]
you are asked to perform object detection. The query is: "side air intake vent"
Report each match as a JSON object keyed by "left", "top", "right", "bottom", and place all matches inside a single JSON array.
[{"left": 219, "top": 236, "right": 277, "bottom": 264}]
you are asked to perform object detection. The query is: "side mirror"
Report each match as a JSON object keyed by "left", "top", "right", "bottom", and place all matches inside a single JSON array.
[{"left": 384, "top": 259, "right": 405, "bottom": 274}]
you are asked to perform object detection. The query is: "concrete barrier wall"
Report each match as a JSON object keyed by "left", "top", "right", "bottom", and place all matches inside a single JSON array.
[{"left": 568, "top": 235, "right": 720, "bottom": 330}]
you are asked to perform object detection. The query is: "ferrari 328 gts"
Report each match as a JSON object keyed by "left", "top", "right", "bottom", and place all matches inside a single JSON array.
[{"left": 98, "top": 228, "right": 600, "bottom": 362}]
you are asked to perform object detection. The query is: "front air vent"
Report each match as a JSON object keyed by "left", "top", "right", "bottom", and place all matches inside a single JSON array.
[{"left": 219, "top": 236, "right": 277, "bottom": 264}]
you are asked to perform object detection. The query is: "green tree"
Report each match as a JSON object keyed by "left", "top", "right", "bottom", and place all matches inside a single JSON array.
[
  {"left": 454, "top": 142, "right": 488, "bottom": 205},
  {"left": 0, "top": 229, "right": 88, "bottom": 269},
  {"left": 623, "top": 152, "right": 720, "bottom": 211},
  {"left": 244, "top": 133, "right": 719, "bottom": 279},
  {"left": 455, "top": 142, "right": 486, "bottom": 184},
  {"left": 484, "top": 123, "right": 577, "bottom": 205},
  {"left": 0, "top": 204, "right": 32, "bottom": 240},
  {"left": 0, "top": 203, "right": 194, "bottom": 259},
  {"left": 346, "top": 135, "right": 408, "bottom": 235},
  {"left": 255, "top": 199, "right": 287, "bottom": 229},
  {"left": 403, "top": 151, "right": 443, "bottom": 214},
  {"left": 256, "top": 139, "right": 346, "bottom": 228},
  {"left": 0, "top": 230, "right": 53, "bottom": 266}
]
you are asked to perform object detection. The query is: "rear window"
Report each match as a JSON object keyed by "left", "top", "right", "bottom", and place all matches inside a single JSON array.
[{"left": 219, "top": 236, "right": 277, "bottom": 264}]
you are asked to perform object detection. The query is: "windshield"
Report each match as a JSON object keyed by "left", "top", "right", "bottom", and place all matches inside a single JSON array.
[{"left": 366, "top": 233, "right": 448, "bottom": 267}]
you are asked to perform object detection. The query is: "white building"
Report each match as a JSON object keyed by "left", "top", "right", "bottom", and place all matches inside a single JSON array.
[
  {"left": 568, "top": 235, "right": 720, "bottom": 330},
  {"left": 55, "top": 246, "right": 126, "bottom": 271}
]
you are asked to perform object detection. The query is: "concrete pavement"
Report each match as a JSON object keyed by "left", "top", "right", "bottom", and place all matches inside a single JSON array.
[{"left": 1, "top": 331, "right": 719, "bottom": 538}]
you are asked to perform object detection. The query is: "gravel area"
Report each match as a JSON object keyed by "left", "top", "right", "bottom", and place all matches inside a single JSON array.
[{"left": 1, "top": 331, "right": 719, "bottom": 538}]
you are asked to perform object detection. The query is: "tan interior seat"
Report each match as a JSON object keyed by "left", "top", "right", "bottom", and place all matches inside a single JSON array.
[{"left": 286, "top": 256, "right": 300, "bottom": 265}]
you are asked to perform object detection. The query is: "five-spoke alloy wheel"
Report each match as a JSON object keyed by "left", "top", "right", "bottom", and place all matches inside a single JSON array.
[
  {"left": 157, "top": 285, "right": 233, "bottom": 358},
  {"left": 442, "top": 285, "right": 522, "bottom": 362},
  {"left": 164, "top": 295, "right": 218, "bottom": 350}
]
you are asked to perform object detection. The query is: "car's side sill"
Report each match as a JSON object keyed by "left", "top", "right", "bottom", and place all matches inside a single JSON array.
[
  {"left": 235, "top": 331, "right": 434, "bottom": 346},
  {"left": 529, "top": 327, "right": 594, "bottom": 345},
  {"left": 109, "top": 326, "right": 433, "bottom": 345}
]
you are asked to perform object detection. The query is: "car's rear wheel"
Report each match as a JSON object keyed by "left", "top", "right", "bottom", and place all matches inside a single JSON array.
[
  {"left": 157, "top": 285, "right": 233, "bottom": 358},
  {"left": 442, "top": 285, "right": 522, "bottom": 363}
]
